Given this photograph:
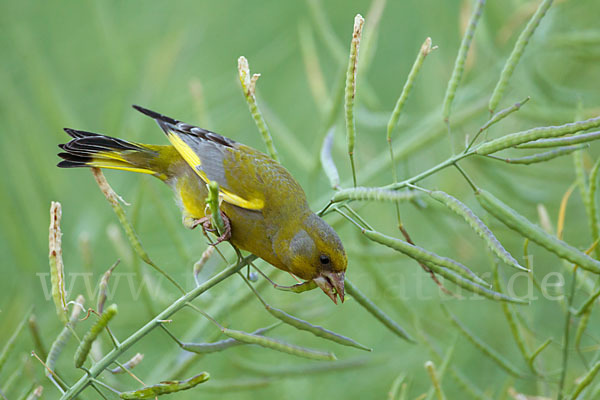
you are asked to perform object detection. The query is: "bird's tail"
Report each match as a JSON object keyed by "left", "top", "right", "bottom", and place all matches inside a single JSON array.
[{"left": 57, "top": 128, "right": 173, "bottom": 180}]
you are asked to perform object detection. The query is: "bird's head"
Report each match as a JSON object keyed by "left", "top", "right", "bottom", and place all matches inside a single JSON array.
[{"left": 276, "top": 213, "right": 347, "bottom": 304}]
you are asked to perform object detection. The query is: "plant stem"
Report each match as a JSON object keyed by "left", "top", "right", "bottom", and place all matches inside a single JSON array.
[
  {"left": 60, "top": 256, "right": 252, "bottom": 399},
  {"left": 383, "top": 151, "right": 474, "bottom": 191}
]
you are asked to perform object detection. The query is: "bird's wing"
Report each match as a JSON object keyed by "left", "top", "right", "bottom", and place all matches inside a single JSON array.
[{"left": 132, "top": 105, "right": 265, "bottom": 210}]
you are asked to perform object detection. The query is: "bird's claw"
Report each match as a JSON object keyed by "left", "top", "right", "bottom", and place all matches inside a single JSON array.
[{"left": 190, "top": 212, "right": 232, "bottom": 245}]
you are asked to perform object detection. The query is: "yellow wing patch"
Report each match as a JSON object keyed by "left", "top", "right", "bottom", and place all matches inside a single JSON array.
[{"left": 167, "top": 132, "right": 264, "bottom": 210}]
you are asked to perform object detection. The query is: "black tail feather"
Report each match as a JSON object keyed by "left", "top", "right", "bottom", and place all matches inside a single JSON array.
[{"left": 132, "top": 105, "right": 180, "bottom": 125}]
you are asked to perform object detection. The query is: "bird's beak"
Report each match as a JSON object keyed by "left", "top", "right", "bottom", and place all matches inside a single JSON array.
[{"left": 313, "top": 271, "right": 345, "bottom": 304}]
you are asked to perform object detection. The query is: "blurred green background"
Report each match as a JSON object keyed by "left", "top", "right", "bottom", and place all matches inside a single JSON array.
[{"left": 2, "top": 0, "right": 600, "bottom": 398}]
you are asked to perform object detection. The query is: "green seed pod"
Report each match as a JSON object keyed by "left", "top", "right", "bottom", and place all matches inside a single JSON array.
[
  {"left": 488, "top": 145, "right": 587, "bottom": 165},
  {"left": 181, "top": 324, "right": 278, "bottom": 354},
  {"left": 517, "top": 130, "right": 600, "bottom": 149},
  {"left": 120, "top": 372, "right": 210, "bottom": 399},
  {"left": 49, "top": 201, "right": 68, "bottom": 323},
  {"left": 442, "top": 0, "right": 486, "bottom": 122},
  {"left": 109, "top": 353, "right": 144, "bottom": 374},
  {"left": 388, "top": 37, "right": 434, "bottom": 139},
  {"left": 222, "top": 328, "right": 336, "bottom": 361},
  {"left": 46, "top": 295, "right": 84, "bottom": 374},
  {"left": 265, "top": 305, "right": 371, "bottom": 351},
  {"left": 237, "top": 56, "right": 278, "bottom": 162},
  {"left": 206, "top": 181, "right": 224, "bottom": 236},
  {"left": 275, "top": 280, "right": 318, "bottom": 293},
  {"left": 74, "top": 304, "right": 117, "bottom": 368},
  {"left": 332, "top": 187, "right": 416, "bottom": 203},
  {"left": 476, "top": 116, "right": 600, "bottom": 155},
  {"left": 344, "top": 279, "right": 415, "bottom": 342},
  {"left": 476, "top": 189, "right": 600, "bottom": 273},
  {"left": 97, "top": 261, "right": 119, "bottom": 314},
  {"left": 345, "top": 14, "right": 364, "bottom": 187},
  {"left": 363, "top": 229, "right": 488, "bottom": 286},
  {"left": 569, "top": 360, "right": 600, "bottom": 399},
  {"left": 488, "top": 0, "right": 553, "bottom": 113},
  {"left": 424, "top": 361, "right": 446, "bottom": 400},
  {"left": 430, "top": 190, "right": 526, "bottom": 271},
  {"left": 425, "top": 262, "right": 526, "bottom": 304}
]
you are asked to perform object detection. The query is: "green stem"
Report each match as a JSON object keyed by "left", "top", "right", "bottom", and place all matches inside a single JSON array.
[
  {"left": 60, "top": 256, "right": 252, "bottom": 399},
  {"left": 383, "top": 151, "right": 474, "bottom": 191}
]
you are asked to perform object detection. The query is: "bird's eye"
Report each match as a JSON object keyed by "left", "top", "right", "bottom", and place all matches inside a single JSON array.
[{"left": 319, "top": 255, "right": 330, "bottom": 265}]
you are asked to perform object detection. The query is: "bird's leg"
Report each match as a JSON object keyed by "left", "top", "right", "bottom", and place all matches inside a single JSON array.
[
  {"left": 184, "top": 211, "right": 232, "bottom": 245},
  {"left": 208, "top": 210, "right": 231, "bottom": 245}
]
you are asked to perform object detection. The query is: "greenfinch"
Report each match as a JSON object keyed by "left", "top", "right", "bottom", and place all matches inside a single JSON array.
[{"left": 58, "top": 105, "right": 347, "bottom": 303}]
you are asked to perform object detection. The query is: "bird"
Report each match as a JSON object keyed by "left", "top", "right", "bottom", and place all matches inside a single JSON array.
[{"left": 57, "top": 105, "right": 347, "bottom": 303}]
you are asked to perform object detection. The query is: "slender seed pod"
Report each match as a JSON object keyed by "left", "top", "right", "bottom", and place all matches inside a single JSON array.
[
  {"left": 487, "top": 145, "right": 587, "bottom": 165},
  {"left": 119, "top": 372, "right": 210, "bottom": 399},
  {"left": 569, "top": 361, "right": 600, "bottom": 399},
  {"left": 388, "top": 37, "right": 435, "bottom": 140},
  {"left": 109, "top": 353, "right": 144, "bottom": 374},
  {"left": 274, "top": 280, "right": 318, "bottom": 293},
  {"left": 193, "top": 245, "right": 215, "bottom": 285},
  {"left": 222, "top": 328, "right": 336, "bottom": 361},
  {"left": 517, "top": 130, "right": 600, "bottom": 148},
  {"left": 74, "top": 304, "right": 118, "bottom": 368},
  {"left": 482, "top": 97, "right": 531, "bottom": 133},
  {"left": 320, "top": 128, "right": 341, "bottom": 190},
  {"left": 475, "top": 189, "right": 600, "bottom": 273},
  {"left": 332, "top": 187, "right": 416, "bottom": 203},
  {"left": 237, "top": 56, "right": 278, "bottom": 162},
  {"left": 49, "top": 201, "right": 68, "bottom": 323},
  {"left": 345, "top": 14, "right": 364, "bottom": 187},
  {"left": 425, "top": 262, "right": 526, "bottom": 304},
  {"left": 265, "top": 305, "right": 371, "bottom": 351},
  {"left": 442, "top": 0, "right": 486, "bottom": 122},
  {"left": 442, "top": 305, "right": 523, "bottom": 377},
  {"left": 97, "top": 261, "right": 119, "bottom": 314},
  {"left": 47, "top": 295, "right": 84, "bottom": 375},
  {"left": 206, "top": 181, "right": 224, "bottom": 236},
  {"left": 488, "top": 0, "right": 553, "bottom": 113},
  {"left": 345, "top": 279, "right": 415, "bottom": 342},
  {"left": 425, "top": 361, "right": 446, "bottom": 400},
  {"left": 466, "top": 97, "right": 531, "bottom": 152},
  {"left": 180, "top": 324, "right": 279, "bottom": 354},
  {"left": 362, "top": 229, "right": 488, "bottom": 286},
  {"left": 429, "top": 190, "right": 526, "bottom": 271},
  {"left": 28, "top": 315, "right": 47, "bottom": 362},
  {"left": 475, "top": 116, "right": 600, "bottom": 155}
]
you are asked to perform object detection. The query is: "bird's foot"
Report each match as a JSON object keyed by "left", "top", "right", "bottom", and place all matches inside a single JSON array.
[
  {"left": 208, "top": 211, "right": 232, "bottom": 245},
  {"left": 189, "top": 212, "right": 232, "bottom": 245}
]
